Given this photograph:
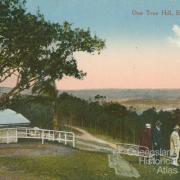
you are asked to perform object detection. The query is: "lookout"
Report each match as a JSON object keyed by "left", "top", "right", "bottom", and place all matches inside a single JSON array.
[{"left": 0, "top": 109, "right": 75, "bottom": 147}]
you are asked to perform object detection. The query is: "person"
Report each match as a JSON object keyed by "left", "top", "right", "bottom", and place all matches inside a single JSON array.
[
  {"left": 170, "top": 125, "right": 180, "bottom": 166},
  {"left": 139, "top": 123, "right": 152, "bottom": 161},
  {"left": 139, "top": 123, "right": 152, "bottom": 151},
  {"left": 152, "top": 120, "right": 162, "bottom": 162}
]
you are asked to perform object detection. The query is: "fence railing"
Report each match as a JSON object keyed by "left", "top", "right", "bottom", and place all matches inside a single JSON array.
[
  {"left": 116, "top": 143, "right": 153, "bottom": 158},
  {"left": 0, "top": 127, "right": 75, "bottom": 147}
]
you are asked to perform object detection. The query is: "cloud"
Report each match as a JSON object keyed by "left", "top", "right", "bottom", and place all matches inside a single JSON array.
[
  {"left": 168, "top": 25, "right": 180, "bottom": 47},
  {"left": 172, "top": 25, "right": 180, "bottom": 37}
]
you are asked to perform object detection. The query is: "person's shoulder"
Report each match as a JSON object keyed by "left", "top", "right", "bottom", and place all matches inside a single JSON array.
[{"left": 171, "top": 131, "right": 178, "bottom": 137}]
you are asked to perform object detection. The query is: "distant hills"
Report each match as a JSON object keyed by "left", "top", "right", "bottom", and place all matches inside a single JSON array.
[
  {"left": 2, "top": 87, "right": 180, "bottom": 101},
  {"left": 1, "top": 87, "right": 180, "bottom": 113},
  {"left": 0, "top": 87, "right": 31, "bottom": 95},
  {"left": 61, "top": 89, "right": 180, "bottom": 101},
  {"left": 60, "top": 89, "right": 180, "bottom": 113}
]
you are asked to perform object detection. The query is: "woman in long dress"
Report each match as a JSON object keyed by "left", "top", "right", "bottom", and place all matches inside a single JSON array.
[
  {"left": 170, "top": 125, "right": 180, "bottom": 166},
  {"left": 139, "top": 123, "right": 152, "bottom": 156}
]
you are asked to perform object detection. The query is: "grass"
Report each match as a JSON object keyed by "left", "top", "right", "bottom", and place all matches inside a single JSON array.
[
  {"left": 0, "top": 150, "right": 117, "bottom": 180},
  {"left": 0, "top": 147, "right": 180, "bottom": 180},
  {"left": 123, "top": 155, "right": 180, "bottom": 180}
]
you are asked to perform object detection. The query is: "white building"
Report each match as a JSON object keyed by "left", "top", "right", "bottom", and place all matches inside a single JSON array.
[
  {"left": 0, "top": 109, "right": 30, "bottom": 143},
  {"left": 0, "top": 109, "right": 30, "bottom": 127}
]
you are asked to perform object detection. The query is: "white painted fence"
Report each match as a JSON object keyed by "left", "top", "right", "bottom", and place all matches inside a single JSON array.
[
  {"left": 116, "top": 143, "right": 153, "bottom": 158},
  {"left": 0, "top": 127, "right": 75, "bottom": 147}
]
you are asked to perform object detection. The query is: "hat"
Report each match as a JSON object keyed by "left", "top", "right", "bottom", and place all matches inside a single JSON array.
[
  {"left": 174, "top": 125, "right": 180, "bottom": 130},
  {"left": 155, "top": 120, "right": 162, "bottom": 126},
  {"left": 145, "top": 123, "right": 151, "bottom": 128}
]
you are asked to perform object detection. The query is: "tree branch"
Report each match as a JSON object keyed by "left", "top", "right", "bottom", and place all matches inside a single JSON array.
[{"left": 0, "top": 69, "right": 17, "bottom": 83}]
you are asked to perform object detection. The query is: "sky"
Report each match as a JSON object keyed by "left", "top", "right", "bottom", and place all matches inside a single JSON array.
[{"left": 2, "top": 0, "right": 180, "bottom": 89}]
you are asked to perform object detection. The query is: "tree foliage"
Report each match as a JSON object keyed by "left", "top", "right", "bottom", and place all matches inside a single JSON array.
[
  {"left": 0, "top": 0, "right": 105, "bottom": 103},
  {"left": 9, "top": 93, "right": 179, "bottom": 147}
]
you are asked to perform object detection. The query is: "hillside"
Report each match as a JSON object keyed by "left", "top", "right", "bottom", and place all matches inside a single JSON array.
[{"left": 2, "top": 87, "right": 180, "bottom": 112}]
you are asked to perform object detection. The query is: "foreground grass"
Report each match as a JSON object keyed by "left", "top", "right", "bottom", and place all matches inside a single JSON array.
[
  {"left": 123, "top": 155, "right": 180, "bottom": 180},
  {"left": 0, "top": 150, "right": 116, "bottom": 180},
  {"left": 0, "top": 149, "right": 180, "bottom": 180}
]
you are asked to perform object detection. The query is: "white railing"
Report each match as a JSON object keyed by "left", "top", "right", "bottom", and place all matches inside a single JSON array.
[
  {"left": 0, "top": 127, "right": 75, "bottom": 147},
  {"left": 116, "top": 143, "right": 153, "bottom": 158}
]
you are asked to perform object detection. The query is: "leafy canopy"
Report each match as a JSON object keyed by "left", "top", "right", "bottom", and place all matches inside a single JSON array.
[{"left": 0, "top": 0, "right": 105, "bottom": 101}]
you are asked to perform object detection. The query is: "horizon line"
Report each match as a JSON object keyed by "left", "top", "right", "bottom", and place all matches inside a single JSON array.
[{"left": 2, "top": 86, "right": 180, "bottom": 91}]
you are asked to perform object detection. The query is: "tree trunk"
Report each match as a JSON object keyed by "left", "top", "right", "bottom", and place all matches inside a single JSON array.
[{"left": 52, "top": 109, "right": 60, "bottom": 130}]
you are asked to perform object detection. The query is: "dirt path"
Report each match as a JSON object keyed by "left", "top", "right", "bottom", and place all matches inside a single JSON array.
[
  {"left": 0, "top": 126, "right": 140, "bottom": 178},
  {"left": 70, "top": 126, "right": 116, "bottom": 149},
  {"left": 68, "top": 126, "right": 140, "bottom": 178}
]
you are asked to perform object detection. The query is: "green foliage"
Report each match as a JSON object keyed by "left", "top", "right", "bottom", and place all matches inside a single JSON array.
[
  {"left": 32, "top": 79, "right": 58, "bottom": 99},
  {"left": 94, "top": 94, "right": 106, "bottom": 100},
  {"left": 8, "top": 93, "right": 179, "bottom": 147},
  {"left": 0, "top": 0, "right": 105, "bottom": 102},
  {"left": 9, "top": 95, "right": 53, "bottom": 128}
]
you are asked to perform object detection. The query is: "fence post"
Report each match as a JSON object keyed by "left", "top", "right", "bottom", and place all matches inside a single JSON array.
[
  {"left": 65, "top": 133, "right": 67, "bottom": 145},
  {"left": 42, "top": 130, "right": 44, "bottom": 144},
  {"left": 53, "top": 131, "right": 55, "bottom": 141},
  {"left": 72, "top": 133, "right": 75, "bottom": 148},
  {"left": 58, "top": 132, "right": 61, "bottom": 143},
  {"left": 16, "top": 128, "right": 18, "bottom": 143},
  {"left": 49, "top": 131, "right": 51, "bottom": 140},
  {"left": 6, "top": 129, "right": 9, "bottom": 144}
]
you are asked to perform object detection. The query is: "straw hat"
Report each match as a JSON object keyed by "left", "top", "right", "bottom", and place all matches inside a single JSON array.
[{"left": 145, "top": 123, "right": 151, "bottom": 128}]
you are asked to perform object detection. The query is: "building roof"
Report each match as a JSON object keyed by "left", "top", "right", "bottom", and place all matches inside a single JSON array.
[{"left": 0, "top": 109, "right": 30, "bottom": 126}]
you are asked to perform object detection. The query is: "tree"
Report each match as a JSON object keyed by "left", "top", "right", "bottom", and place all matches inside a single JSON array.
[
  {"left": 0, "top": 0, "right": 105, "bottom": 105},
  {"left": 94, "top": 94, "right": 106, "bottom": 102},
  {"left": 31, "top": 79, "right": 60, "bottom": 130}
]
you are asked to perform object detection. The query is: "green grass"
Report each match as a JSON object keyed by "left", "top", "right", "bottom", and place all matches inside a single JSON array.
[
  {"left": 0, "top": 151, "right": 117, "bottom": 180},
  {"left": 0, "top": 149, "right": 179, "bottom": 180},
  {"left": 123, "top": 155, "right": 180, "bottom": 180}
]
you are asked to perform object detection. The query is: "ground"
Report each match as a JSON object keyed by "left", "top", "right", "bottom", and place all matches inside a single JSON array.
[{"left": 0, "top": 141, "right": 179, "bottom": 180}]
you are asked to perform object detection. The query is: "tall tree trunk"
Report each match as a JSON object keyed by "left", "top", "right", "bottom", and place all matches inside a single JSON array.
[
  {"left": 52, "top": 102, "right": 60, "bottom": 130},
  {"left": 52, "top": 110, "right": 59, "bottom": 130}
]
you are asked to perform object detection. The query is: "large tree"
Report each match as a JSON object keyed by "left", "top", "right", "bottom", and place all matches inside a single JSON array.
[
  {"left": 31, "top": 79, "right": 60, "bottom": 130},
  {"left": 0, "top": 0, "right": 105, "bottom": 105}
]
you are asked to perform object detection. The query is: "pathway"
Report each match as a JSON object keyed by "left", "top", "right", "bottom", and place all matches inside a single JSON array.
[{"left": 69, "top": 126, "right": 140, "bottom": 178}]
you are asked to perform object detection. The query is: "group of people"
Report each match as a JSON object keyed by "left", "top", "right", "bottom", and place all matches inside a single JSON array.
[{"left": 139, "top": 120, "right": 180, "bottom": 166}]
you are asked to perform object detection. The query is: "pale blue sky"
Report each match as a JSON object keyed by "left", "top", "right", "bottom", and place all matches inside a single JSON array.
[
  {"left": 11, "top": 0, "right": 178, "bottom": 89},
  {"left": 26, "top": 0, "right": 180, "bottom": 42}
]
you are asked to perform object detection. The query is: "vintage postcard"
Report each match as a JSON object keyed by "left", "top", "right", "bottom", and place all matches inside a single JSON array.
[{"left": 0, "top": 0, "right": 180, "bottom": 179}]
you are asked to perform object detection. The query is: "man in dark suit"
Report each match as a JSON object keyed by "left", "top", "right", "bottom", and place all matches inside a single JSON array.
[{"left": 152, "top": 120, "right": 162, "bottom": 162}]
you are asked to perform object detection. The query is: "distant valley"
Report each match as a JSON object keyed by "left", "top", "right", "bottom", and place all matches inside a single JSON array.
[{"left": 1, "top": 87, "right": 180, "bottom": 113}]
